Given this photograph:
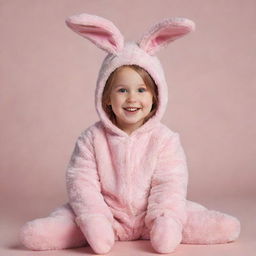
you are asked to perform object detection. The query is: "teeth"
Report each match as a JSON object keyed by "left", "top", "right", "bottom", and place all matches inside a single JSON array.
[{"left": 124, "top": 107, "right": 139, "bottom": 112}]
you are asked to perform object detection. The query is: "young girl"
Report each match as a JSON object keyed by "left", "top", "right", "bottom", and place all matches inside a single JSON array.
[{"left": 20, "top": 14, "right": 240, "bottom": 254}]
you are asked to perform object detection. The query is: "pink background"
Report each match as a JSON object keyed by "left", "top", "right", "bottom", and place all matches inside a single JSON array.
[{"left": 1, "top": 0, "right": 255, "bottom": 255}]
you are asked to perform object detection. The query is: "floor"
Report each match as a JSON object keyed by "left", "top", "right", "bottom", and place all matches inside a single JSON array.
[{"left": 1, "top": 196, "right": 255, "bottom": 256}]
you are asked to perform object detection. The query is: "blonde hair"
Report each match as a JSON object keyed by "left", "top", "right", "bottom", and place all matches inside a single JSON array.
[{"left": 102, "top": 65, "right": 159, "bottom": 126}]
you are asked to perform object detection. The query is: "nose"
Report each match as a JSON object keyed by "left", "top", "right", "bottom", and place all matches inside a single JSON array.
[{"left": 126, "top": 91, "right": 137, "bottom": 102}]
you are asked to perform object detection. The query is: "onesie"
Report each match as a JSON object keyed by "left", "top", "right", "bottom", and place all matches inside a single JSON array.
[{"left": 20, "top": 14, "right": 240, "bottom": 254}]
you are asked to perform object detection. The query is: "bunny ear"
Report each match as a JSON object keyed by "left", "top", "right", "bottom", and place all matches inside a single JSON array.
[
  {"left": 65, "top": 13, "right": 124, "bottom": 55},
  {"left": 138, "top": 17, "right": 195, "bottom": 55}
]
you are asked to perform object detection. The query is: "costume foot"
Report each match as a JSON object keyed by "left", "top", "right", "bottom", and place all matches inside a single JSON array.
[
  {"left": 20, "top": 216, "right": 85, "bottom": 250},
  {"left": 182, "top": 210, "right": 241, "bottom": 244}
]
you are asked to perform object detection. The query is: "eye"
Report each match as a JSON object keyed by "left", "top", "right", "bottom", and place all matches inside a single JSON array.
[
  {"left": 138, "top": 87, "right": 146, "bottom": 93},
  {"left": 117, "top": 88, "right": 127, "bottom": 93}
]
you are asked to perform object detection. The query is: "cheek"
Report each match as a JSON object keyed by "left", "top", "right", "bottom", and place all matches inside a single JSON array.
[
  {"left": 143, "top": 95, "right": 153, "bottom": 107},
  {"left": 110, "top": 94, "right": 123, "bottom": 108}
]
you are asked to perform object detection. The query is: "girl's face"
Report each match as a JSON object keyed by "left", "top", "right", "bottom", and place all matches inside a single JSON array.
[{"left": 108, "top": 67, "right": 153, "bottom": 135}]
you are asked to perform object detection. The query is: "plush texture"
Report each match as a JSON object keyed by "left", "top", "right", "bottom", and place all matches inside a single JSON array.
[{"left": 20, "top": 13, "right": 240, "bottom": 254}]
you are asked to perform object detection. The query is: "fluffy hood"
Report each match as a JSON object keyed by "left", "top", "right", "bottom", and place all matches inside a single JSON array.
[{"left": 65, "top": 14, "right": 195, "bottom": 137}]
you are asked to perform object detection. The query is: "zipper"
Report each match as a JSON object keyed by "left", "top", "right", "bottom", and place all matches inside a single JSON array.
[{"left": 126, "top": 137, "right": 136, "bottom": 216}]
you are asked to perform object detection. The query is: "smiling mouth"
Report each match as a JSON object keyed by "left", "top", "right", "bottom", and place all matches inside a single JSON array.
[{"left": 123, "top": 107, "right": 141, "bottom": 112}]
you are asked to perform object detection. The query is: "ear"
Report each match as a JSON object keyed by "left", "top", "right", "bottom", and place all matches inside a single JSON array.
[
  {"left": 138, "top": 17, "right": 195, "bottom": 55},
  {"left": 65, "top": 13, "right": 124, "bottom": 55}
]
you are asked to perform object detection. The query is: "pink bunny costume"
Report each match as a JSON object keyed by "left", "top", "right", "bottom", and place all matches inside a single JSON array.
[{"left": 20, "top": 14, "right": 240, "bottom": 254}]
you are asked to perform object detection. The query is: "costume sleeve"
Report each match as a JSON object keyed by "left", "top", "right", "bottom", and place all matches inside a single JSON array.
[
  {"left": 145, "top": 133, "right": 188, "bottom": 230},
  {"left": 66, "top": 128, "right": 114, "bottom": 225}
]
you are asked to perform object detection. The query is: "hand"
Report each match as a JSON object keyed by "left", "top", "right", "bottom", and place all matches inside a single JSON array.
[
  {"left": 77, "top": 215, "right": 115, "bottom": 254},
  {"left": 150, "top": 216, "right": 182, "bottom": 254}
]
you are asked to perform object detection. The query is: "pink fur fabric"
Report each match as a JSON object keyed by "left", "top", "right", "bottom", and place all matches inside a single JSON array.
[
  {"left": 19, "top": 14, "right": 240, "bottom": 254},
  {"left": 66, "top": 13, "right": 124, "bottom": 54}
]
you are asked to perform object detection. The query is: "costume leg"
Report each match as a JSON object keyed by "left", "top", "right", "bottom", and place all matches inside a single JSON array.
[
  {"left": 20, "top": 203, "right": 86, "bottom": 250},
  {"left": 182, "top": 201, "right": 240, "bottom": 244}
]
